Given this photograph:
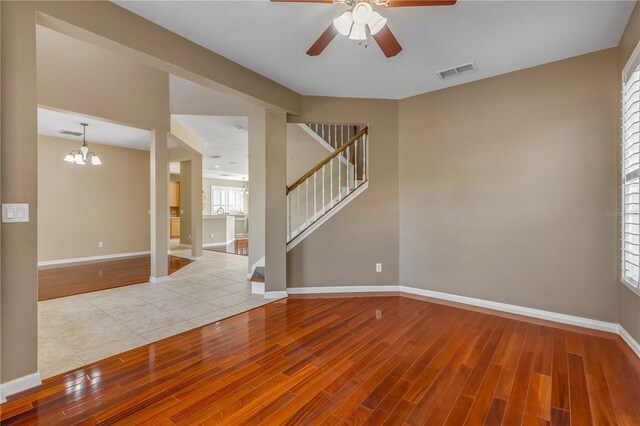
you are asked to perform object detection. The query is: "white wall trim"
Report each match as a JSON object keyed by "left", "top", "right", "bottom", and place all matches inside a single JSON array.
[
  {"left": 0, "top": 372, "right": 42, "bottom": 401},
  {"left": 288, "top": 285, "right": 399, "bottom": 294},
  {"left": 287, "top": 181, "right": 369, "bottom": 252},
  {"left": 398, "top": 286, "right": 619, "bottom": 333},
  {"left": 252, "top": 281, "right": 265, "bottom": 295},
  {"left": 286, "top": 285, "right": 639, "bottom": 357},
  {"left": 619, "top": 325, "right": 640, "bottom": 358},
  {"left": 264, "top": 291, "right": 288, "bottom": 299},
  {"left": 149, "top": 275, "right": 170, "bottom": 284},
  {"left": 38, "top": 251, "right": 150, "bottom": 268},
  {"left": 203, "top": 239, "right": 235, "bottom": 248}
]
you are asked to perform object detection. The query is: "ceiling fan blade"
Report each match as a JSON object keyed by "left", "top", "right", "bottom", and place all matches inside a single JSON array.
[
  {"left": 307, "top": 25, "right": 338, "bottom": 56},
  {"left": 385, "top": 0, "right": 456, "bottom": 6},
  {"left": 372, "top": 26, "right": 402, "bottom": 58}
]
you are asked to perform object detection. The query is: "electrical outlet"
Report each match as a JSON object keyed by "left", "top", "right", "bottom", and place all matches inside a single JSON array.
[
  {"left": 376, "top": 263, "right": 382, "bottom": 273},
  {"left": 98, "top": 242, "right": 104, "bottom": 248},
  {"left": 210, "top": 233, "right": 214, "bottom": 238}
]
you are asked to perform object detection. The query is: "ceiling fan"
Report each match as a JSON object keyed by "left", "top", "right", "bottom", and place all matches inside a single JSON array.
[{"left": 271, "top": 0, "right": 457, "bottom": 58}]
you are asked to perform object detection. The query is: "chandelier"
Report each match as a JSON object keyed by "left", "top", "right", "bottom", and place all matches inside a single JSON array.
[{"left": 64, "top": 123, "right": 102, "bottom": 166}]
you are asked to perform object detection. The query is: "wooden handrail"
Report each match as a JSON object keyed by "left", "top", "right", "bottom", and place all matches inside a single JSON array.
[{"left": 287, "top": 126, "right": 368, "bottom": 194}]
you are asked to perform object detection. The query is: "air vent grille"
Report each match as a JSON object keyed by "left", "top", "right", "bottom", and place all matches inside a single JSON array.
[
  {"left": 60, "top": 130, "right": 83, "bottom": 137},
  {"left": 437, "top": 62, "right": 478, "bottom": 80}
]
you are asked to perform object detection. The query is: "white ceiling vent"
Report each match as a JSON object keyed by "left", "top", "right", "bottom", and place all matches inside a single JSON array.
[{"left": 437, "top": 62, "right": 478, "bottom": 80}]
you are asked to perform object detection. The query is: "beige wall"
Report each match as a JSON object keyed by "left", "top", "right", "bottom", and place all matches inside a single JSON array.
[
  {"left": 399, "top": 48, "right": 620, "bottom": 322},
  {"left": 38, "top": 136, "right": 150, "bottom": 262},
  {"left": 2, "top": 1, "right": 41, "bottom": 382},
  {"left": 287, "top": 123, "right": 332, "bottom": 185},
  {"left": 35, "top": 1, "right": 300, "bottom": 114},
  {"left": 287, "top": 97, "right": 400, "bottom": 288},
  {"left": 37, "top": 25, "right": 169, "bottom": 131},
  {"left": 1, "top": 0, "right": 296, "bottom": 383},
  {"left": 618, "top": 1, "right": 640, "bottom": 343},
  {"left": 2, "top": 0, "right": 637, "bottom": 387}
]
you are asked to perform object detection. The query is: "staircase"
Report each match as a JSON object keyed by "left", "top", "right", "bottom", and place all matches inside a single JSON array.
[{"left": 286, "top": 125, "right": 369, "bottom": 250}]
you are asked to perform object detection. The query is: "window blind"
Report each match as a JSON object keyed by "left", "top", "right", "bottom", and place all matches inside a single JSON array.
[
  {"left": 622, "top": 47, "right": 640, "bottom": 290},
  {"left": 211, "top": 186, "right": 244, "bottom": 215}
]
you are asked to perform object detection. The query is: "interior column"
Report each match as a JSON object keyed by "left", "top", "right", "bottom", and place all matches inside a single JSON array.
[
  {"left": 264, "top": 110, "right": 287, "bottom": 297},
  {"left": 150, "top": 129, "right": 169, "bottom": 282},
  {"left": 190, "top": 155, "right": 203, "bottom": 259},
  {"left": 179, "top": 160, "right": 191, "bottom": 246},
  {"left": 0, "top": 1, "right": 39, "bottom": 387},
  {"left": 248, "top": 109, "right": 266, "bottom": 289}
]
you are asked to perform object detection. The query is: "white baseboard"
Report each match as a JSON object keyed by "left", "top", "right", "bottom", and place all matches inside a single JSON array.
[
  {"left": 252, "top": 282, "right": 265, "bottom": 295},
  {"left": 264, "top": 291, "right": 288, "bottom": 299},
  {"left": 203, "top": 239, "right": 235, "bottom": 248},
  {"left": 288, "top": 285, "right": 399, "bottom": 295},
  {"left": 38, "top": 251, "right": 150, "bottom": 267},
  {"left": 398, "top": 286, "right": 619, "bottom": 333},
  {"left": 286, "top": 285, "right": 638, "bottom": 355},
  {"left": 619, "top": 325, "right": 640, "bottom": 358},
  {"left": 0, "top": 372, "right": 42, "bottom": 402},
  {"left": 149, "top": 276, "right": 170, "bottom": 284}
]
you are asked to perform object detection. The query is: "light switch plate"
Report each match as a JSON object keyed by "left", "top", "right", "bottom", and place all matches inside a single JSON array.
[{"left": 2, "top": 204, "right": 29, "bottom": 223}]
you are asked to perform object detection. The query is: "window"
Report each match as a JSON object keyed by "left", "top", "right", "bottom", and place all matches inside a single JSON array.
[
  {"left": 622, "top": 42, "right": 640, "bottom": 292},
  {"left": 211, "top": 186, "right": 244, "bottom": 215}
]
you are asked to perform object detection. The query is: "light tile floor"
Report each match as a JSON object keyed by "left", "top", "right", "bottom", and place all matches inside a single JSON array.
[{"left": 38, "top": 249, "right": 271, "bottom": 379}]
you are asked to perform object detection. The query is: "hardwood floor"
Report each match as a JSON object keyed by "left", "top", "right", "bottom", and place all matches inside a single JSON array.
[
  {"left": 2, "top": 295, "right": 639, "bottom": 425},
  {"left": 38, "top": 255, "right": 192, "bottom": 301},
  {"left": 204, "top": 237, "right": 249, "bottom": 256}
]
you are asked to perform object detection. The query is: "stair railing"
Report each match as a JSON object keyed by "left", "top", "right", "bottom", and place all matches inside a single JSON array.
[
  {"left": 287, "top": 126, "right": 368, "bottom": 243},
  {"left": 304, "top": 123, "right": 361, "bottom": 151}
]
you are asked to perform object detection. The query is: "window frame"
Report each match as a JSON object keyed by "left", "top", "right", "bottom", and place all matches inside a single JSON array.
[{"left": 621, "top": 40, "right": 640, "bottom": 295}]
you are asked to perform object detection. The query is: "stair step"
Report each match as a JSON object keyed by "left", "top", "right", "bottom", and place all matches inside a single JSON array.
[{"left": 250, "top": 266, "right": 265, "bottom": 283}]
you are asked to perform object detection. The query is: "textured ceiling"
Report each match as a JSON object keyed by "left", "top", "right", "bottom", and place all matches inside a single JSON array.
[
  {"left": 38, "top": 108, "right": 152, "bottom": 150},
  {"left": 115, "top": 0, "right": 636, "bottom": 99},
  {"left": 173, "top": 115, "right": 249, "bottom": 181}
]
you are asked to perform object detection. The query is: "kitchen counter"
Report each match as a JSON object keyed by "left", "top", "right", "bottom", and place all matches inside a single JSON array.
[{"left": 203, "top": 215, "right": 235, "bottom": 247}]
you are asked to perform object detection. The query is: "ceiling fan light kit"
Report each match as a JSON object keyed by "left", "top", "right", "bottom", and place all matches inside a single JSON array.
[
  {"left": 367, "top": 11, "right": 387, "bottom": 35},
  {"left": 348, "top": 23, "right": 367, "bottom": 41},
  {"left": 333, "top": 11, "right": 353, "bottom": 35},
  {"left": 273, "top": 0, "right": 456, "bottom": 58}
]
